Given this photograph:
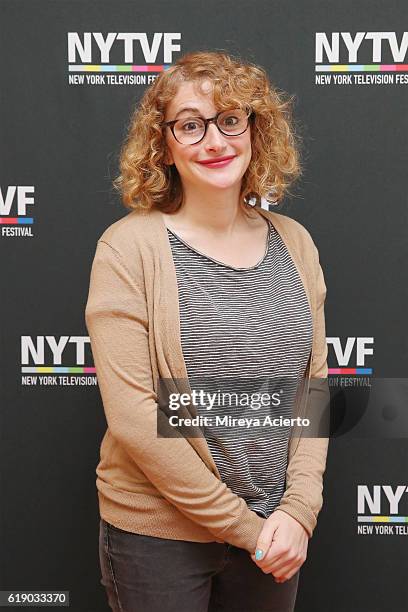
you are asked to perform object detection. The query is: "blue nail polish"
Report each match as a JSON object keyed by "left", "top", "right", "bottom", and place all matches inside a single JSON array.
[{"left": 255, "top": 548, "right": 264, "bottom": 560}]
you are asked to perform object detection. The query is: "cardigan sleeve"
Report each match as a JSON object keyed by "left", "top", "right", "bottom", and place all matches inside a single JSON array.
[
  {"left": 274, "top": 238, "right": 330, "bottom": 537},
  {"left": 85, "top": 239, "right": 265, "bottom": 553}
]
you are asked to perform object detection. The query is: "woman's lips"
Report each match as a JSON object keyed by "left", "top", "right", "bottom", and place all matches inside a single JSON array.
[{"left": 197, "top": 156, "right": 236, "bottom": 168}]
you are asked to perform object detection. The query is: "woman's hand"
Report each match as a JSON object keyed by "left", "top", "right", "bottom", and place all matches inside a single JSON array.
[{"left": 250, "top": 510, "right": 309, "bottom": 582}]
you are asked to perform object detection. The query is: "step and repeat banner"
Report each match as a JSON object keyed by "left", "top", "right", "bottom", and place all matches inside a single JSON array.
[{"left": 1, "top": 1, "right": 407, "bottom": 611}]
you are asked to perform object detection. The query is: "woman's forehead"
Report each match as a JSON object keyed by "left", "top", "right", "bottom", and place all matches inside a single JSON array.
[
  {"left": 174, "top": 79, "right": 213, "bottom": 98},
  {"left": 165, "top": 80, "right": 215, "bottom": 117}
]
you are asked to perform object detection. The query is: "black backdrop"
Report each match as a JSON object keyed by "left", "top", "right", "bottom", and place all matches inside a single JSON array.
[{"left": 1, "top": 1, "right": 407, "bottom": 611}]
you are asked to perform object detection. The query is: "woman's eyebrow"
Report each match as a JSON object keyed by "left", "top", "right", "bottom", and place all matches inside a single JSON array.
[{"left": 174, "top": 106, "right": 203, "bottom": 119}]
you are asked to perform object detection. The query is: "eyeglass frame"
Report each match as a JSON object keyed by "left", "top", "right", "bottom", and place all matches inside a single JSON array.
[{"left": 162, "top": 107, "right": 255, "bottom": 145}]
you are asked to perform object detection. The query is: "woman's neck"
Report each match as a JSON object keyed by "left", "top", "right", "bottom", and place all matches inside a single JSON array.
[{"left": 167, "top": 184, "right": 258, "bottom": 236}]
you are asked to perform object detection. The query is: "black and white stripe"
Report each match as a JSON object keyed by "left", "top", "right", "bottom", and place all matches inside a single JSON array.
[{"left": 166, "top": 215, "right": 312, "bottom": 517}]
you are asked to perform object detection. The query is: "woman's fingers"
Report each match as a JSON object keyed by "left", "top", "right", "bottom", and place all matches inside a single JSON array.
[{"left": 251, "top": 519, "right": 279, "bottom": 565}]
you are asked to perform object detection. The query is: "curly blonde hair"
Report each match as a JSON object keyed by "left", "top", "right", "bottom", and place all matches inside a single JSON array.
[{"left": 113, "top": 50, "right": 302, "bottom": 214}]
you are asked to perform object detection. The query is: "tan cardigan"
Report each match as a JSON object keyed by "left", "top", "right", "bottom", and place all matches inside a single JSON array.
[{"left": 85, "top": 205, "right": 330, "bottom": 554}]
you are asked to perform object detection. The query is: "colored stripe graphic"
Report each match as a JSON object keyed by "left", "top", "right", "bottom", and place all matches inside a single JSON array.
[
  {"left": 0, "top": 217, "right": 34, "bottom": 224},
  {"left": 316, "top": 64, "right": 408, "bottom": 72},
  {"left": 22, "top": 366, "right": 96, "bottom": 373},
  {"left": 358, "top": 516, "right": 408, "bottom": 523},
  {"left": 328, "top": 368, "right": 372, "bottom": 374},
  {"left": 68, "top": 64, "right": 172, "bottom": 72}
]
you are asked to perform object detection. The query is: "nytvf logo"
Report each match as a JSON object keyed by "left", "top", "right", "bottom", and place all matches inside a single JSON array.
[
  {"left": 68, "top": 32, "right": 181, "bottom": 64},
  {"left": 1, "top": 185, "right": 35, "bottom": 236},
  {"left": 327, "top": 337, "right": 373, "bottom": 369},
  {"left": 1, "top": 185, "right": 35, "bottom": 219},
  {"left": 315, "top": 32, "right": 408, "bottom": 63},
  {"left": 358, "top": 485, "right": 408, "bottom": 535},
  {"left": 21, "top": 335, "right": 91, "bottom": 367}
]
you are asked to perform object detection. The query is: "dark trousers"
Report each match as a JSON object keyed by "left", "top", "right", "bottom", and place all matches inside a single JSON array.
[{"left": 99, "top": 518, "right": 299, "bottom": 612}]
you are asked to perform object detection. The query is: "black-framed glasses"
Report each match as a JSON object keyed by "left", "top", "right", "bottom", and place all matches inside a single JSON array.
[{"left": 162, "top": 107, "right": 254, "bottom": 145}]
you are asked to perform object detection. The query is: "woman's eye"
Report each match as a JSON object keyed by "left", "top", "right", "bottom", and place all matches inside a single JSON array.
[
  {"left": 222, "top": 115, "right": 239, "bottom": 126},
  {"left": 181, "top": 120, "right": 201, "bottom": 132}
]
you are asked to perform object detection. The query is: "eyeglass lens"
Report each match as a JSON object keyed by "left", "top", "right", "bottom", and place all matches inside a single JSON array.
[{"left": 173, "top": 108, "right": 249, "bottom": 144}]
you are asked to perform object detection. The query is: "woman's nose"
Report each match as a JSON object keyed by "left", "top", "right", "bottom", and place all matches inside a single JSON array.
[{"left": 203, "top": 122, "right": 227, "bottom": 149}]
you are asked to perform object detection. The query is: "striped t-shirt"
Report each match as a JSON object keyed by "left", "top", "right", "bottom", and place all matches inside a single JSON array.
[{"left": 166, "top": 213, "right": 312, "bottom": 517}]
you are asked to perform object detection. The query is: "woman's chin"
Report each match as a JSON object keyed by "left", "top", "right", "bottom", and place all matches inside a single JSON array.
[{"left": 194, "top": 176, "right": 242, "bottom": 191}]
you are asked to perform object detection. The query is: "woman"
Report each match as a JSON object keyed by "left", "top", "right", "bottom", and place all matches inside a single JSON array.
[{"left": 85, "top": 50, "right": 329, "bottom": 612}]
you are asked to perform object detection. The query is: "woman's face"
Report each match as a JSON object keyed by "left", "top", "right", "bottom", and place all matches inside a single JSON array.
[{"left": 163, "top": 80, "right": 252, "bottom": 194}]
